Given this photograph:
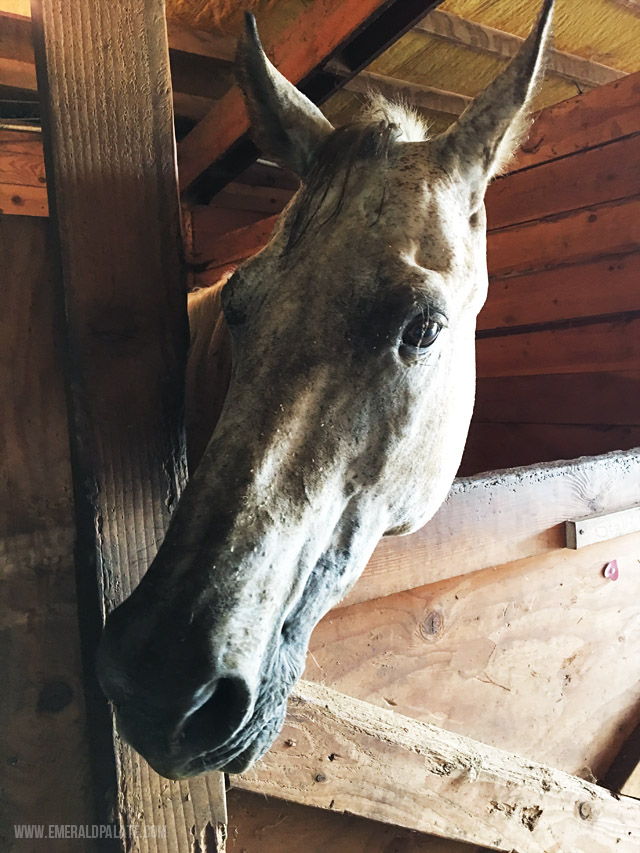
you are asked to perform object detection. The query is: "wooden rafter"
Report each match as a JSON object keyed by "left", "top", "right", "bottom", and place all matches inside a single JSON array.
[
  {"left": 416, "top": 9, "right": 625, "bottom": 90},
  {"left": 176, "top": 0, "right": 445, "bottom": 191},
  {"left": 234, "top": 680, "right": 640, "bottom": 852},
  {"left": 340, "top": 69, "right": 470, "bottom": 118}
]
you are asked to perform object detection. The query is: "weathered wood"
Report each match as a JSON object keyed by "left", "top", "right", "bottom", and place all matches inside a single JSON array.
[
  {"left": 417, "top": 8, "right": 624, "bottom": 90},
  {"left": 350, "top": 449, "right": 640, "bottom": 608},
  {"left": 0, "top": 216, "right": 94, "bottom": 851},
  {"left": 486, "top": 133, "right": 640, "bottom": 231},
  {"left": 480, "top": 254, "right": 640, "bottom": 330},
  {"left": 476, "top": 315, "right": 640, "bottom": 378},
  {"left": 228, "top": 789, "right": 490, "bottom": 853},
  {"left": 342, "top": 70, "right": 470, "bottom": 118},
  {"left": 513, "top": 69, "right": 640, "bottom": 172},
  {"left": 311, "top": 532, "right": 640, "bottom": 780},
  {"left": 177, "top": 0, "right": 441, "bottom": 190},
  {"left": 487, "top": 195, "right": 640, "bottom": 277},
  {"left": 31, "top": 0, "right": 226, "bottom": 847},
  {"left": 235, "top": 680, "right": 640, "bottom": 852},
  {"left": 474, "top": 372, "right": 640, "bottom": 425}
]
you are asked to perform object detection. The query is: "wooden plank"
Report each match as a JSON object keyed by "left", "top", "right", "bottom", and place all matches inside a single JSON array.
[
  {"left": 209, "top": 182, "right": 294, "bottom": 215},
  {"left": 460, "top": 422, "right": 640, "bottom": 475},
  {"left": 480, "top": 254, "right": 640, "bottom": 329},
  {"left": 0, "top": 215, "right": 94, "bottom": 849},
  {"left": 473, "top": 372, "right": 640, "bottom": 425},
  {"left": 566, "top": 504, "right": 640, "bottom": 548},
  {"left": 193, "top": 188, "right": 640, "bottom": 281},
  {"left": 342, "top": 70, "right": 470, "bottom": 118},
  {"left": 417, "top": 9, "right": 625, "bottom": 90},
  {"left": 348, "top": 448, "right": 640, "bottom": 608},
  {"left": 486, "top": 133, "right": 640, "bottom": 231},
  {"left": 512, "top": 69, "right": 640, "bottom": 172},
  {"left": 0, "top": 55, "right": 36, "bottom": 89},
  {"left": 309, "top": 532, "right": 640, "bottom": 780},
  {"left": 166, "top": 18, "right": 234, "bottom": 63},
  {"left": 476, "top": 316, "right": 640, "bottom": 378},
  {"left": 0, "top": 129, "right": 45, "bottom": 186},
  {"left": 192, "top": 212, "right": 278, "bottom": 266},
  {"left": 177, "top": 0, "right": 442, "bottom": 190},
  {"left": 0, "top": 180, "right": 47, "bottom": 215},
  {"left": 235, "top": 680, "right": 640, "bottom": 852},
  {"left": 31, "top": 0, "right": 226, "bottom": 847},
  {"left": 487, "top": 195, "right": 640, "bottom": 277},
  {"left": 0, "top": 1, "right": 29, "bottom": 16},
  {"left": 227, "top": 789, "right": 486, "bottom": 853}
]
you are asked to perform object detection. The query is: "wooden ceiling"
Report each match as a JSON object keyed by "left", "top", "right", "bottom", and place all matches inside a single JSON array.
[
  {"left": 163, "top": 0, "right": 640, "bottom": 135},
  {"left": 1, "top": 0, "right": 639, "bottom": 197}
]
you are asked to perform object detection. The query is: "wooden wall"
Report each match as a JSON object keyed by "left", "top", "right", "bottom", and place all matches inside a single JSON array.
[
  {"left": 189, "top": 69, "right": 640, "bottom": 480},
  {"left": 462, "top": 71, "right": 640, "bottom": 473},
  {"left": 0, "top": 214, "right": 94, "bottom": 849}
]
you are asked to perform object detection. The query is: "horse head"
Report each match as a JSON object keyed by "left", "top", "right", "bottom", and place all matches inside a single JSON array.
[{"left": 98, "top": 0, "right": 554, "bottom": 778}]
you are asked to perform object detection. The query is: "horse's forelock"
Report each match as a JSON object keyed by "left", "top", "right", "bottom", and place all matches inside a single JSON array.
[{"left": 285, "top": 97, "right": 429, "bottom": 251}]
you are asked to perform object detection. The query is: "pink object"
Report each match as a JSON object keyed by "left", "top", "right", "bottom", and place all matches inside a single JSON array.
[{"left": 603, "top": 560, "right": 619, "bottom": 581}]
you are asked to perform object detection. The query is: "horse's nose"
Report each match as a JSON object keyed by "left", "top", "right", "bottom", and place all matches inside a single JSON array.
[
  {"left": 179, "top": 675, "right": 253, "bottom": 744},
  {"left": 96, "top": 610, "right": 255, "bottom": 766}
]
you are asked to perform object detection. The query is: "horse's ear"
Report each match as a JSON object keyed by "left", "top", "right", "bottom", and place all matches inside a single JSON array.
[
  {"left": 436, "top": 0, "right": 554, "bottom": 204},
  {"left": 236, "top": 13, "right": 334, "bottom": 177}
]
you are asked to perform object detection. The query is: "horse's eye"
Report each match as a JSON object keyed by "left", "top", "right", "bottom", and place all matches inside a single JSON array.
[{"left": 402, "top": 315, "right": 442, "bottom": 349}]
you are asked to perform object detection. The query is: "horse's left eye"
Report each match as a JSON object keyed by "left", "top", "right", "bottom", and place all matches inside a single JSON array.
[{"left": 402, "top": 315, "right": 442, "bottom": 350}]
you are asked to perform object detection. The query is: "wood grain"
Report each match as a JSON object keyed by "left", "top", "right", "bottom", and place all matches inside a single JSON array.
[
  {"left": 486, "top": 133, "right": 640, "bottom": 231},
  {"left": 351, "top": 449, "right": 640, "bottom": 608},
  {"left": 0, "top": 215, "right": 93, "bottom": 851},
  {"left": 487, "top": 195, "right": 640, "bottom": 277},
  {"left": 235, "top": 680, "right": 640, "bottom": 852},
  {"left": 476, "top": 315, "right": 640, "bottom": 378},
  {"left": 479, "top": 253, "right": 640, "bottom": 329},
  {"left": 228, "top": 789, "right": 488, "bottom": 853},
  {"left": 512, "top": 69, "right": 640, "bottom": 172},
  {"left": 31, "top": 0, "right": 226, "bottom": 847},
  {"left": 310, "top": 532, "right": 640, "bottom": 781},
  {"left": 0, "top": 181, "right": 47, "bottom": 215},
  {"left": 0, "top": 130, "right": 46, "bottom": 187}
]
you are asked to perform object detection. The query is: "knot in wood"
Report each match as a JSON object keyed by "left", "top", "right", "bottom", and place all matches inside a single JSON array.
[
  {"left": 420, "top": 609, "right": 444, "bottom": 641},
  {"left": 578, "top": 801, "right": 593, "bottom": 820}
]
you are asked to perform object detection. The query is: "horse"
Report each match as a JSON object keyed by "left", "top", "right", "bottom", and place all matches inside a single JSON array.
[{"left": 97, "top": 0, "right": 555, "bottom": 779}]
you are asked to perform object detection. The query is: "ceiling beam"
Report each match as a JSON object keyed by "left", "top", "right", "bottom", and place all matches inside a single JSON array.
[
  {"left": 416, "top": 8, "right": 625, "bottom": 90},
  {"left": 166, "top": 18, "right": 234, "bottom": 63},
  {"left": 176, "top": 0, "right": 445, "bottom": 192},
  {"left": 234, "top": 679, "right": 640, "bottom": 851},
  {"left": 339, "top": 68, "right": 469, "bottom": 118}
]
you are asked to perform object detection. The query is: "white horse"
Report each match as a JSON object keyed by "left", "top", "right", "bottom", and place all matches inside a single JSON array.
[{"left": 98, "top": 1, "right": 555, "bottom": 779}]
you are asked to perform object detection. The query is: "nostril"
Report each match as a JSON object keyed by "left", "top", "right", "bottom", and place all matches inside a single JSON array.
[{"left": 182, "top": 676, "right": 252, "bottom": 746}]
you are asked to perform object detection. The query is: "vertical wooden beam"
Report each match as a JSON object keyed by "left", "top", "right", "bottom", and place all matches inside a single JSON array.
[{"left": 30, "top": 0, "right": 226, "bottom": 848}]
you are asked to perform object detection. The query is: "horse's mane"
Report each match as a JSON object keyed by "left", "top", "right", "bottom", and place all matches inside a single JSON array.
[{"left": 286, "top": 96, "right": 430, "bottom": 250}]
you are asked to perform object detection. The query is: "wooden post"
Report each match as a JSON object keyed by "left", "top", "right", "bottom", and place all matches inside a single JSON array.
[{"left": 30, "top": 0, "right": 226, "bottom": 848}]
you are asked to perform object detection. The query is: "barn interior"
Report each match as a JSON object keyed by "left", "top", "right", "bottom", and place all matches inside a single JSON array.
[{"left": 1, "top": 0, "right": 640, "bottom": 851}]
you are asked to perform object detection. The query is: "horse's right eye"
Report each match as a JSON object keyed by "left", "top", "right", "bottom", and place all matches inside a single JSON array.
[{"left": 401, "top": 315, "right": 442, "bottom": 350}]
